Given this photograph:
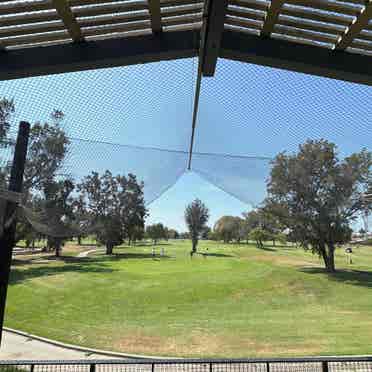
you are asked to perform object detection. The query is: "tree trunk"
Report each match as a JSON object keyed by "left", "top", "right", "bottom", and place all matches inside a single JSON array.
[
  {"left": 191, "top": 238, "right": 198, "bottom": 255},
  {"left": 55, "top": 241, "right": 61, "bottom": 257},
  {"left": 321, "top": 243, "right": 336, "bottom": 272},
  {"left": 77, "top": 236, "right": 82, "bottom": 245},
  {"left": 106, "top": 243, "right": 113, "bottom": 255},
  {"left": 273, "top": 239, "right": 276, "bottom": 247}
]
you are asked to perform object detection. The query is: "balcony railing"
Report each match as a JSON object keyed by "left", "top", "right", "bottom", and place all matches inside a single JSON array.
[{"left": 1, "top": 357, "right": 372, "bottom": 372}]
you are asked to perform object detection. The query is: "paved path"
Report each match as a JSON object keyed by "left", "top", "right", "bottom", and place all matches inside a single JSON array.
[
  {"left": 77, "top": 248, "right": 103, "bottom": 258},
  {"left": 0, "top": 331, "right": 123, "bottom": 360}
]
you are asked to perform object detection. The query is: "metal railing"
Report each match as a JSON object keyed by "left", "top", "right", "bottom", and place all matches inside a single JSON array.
[{"left": 1, "top": 357, "right": 372, "bottom": 372}]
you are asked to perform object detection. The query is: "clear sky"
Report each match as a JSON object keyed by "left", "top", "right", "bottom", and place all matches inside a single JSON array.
[{"left": 1, "top": 56, "right": 371, "bottom": 231}]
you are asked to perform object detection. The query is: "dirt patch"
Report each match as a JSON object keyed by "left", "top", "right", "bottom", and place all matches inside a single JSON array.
[
  {"left": 112, "top": 330, "right": 325, "bottom": 357},
  {"left": 251, "top": 253, "right": 319, "bottom": 269}
]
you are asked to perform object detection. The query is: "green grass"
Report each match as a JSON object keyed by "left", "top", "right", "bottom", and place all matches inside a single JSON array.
[{"left": 6, "top": 240, "right": 372, "bottom": 358}]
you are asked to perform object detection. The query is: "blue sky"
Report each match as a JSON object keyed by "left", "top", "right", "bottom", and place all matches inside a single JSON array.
[{"left": 1, "top": 57, "right": 371, "bottom": 231}]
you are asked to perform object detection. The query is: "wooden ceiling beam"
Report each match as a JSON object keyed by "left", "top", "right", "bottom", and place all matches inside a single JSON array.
[
  {"left": 220, "top": 29, "right": 372, "bottom": 86},
  {"left": 0, "top": 30, "right": 198, "bottom": 81}
]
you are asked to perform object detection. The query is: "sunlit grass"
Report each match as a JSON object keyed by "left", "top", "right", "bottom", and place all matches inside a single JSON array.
[{"left": 6, "top": 240, "right": 372, "bottom": 358}]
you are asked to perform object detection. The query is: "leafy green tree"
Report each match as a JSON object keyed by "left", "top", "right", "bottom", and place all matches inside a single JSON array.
[
  {"left": 41, "top": 178, "right": 75, "bottom": 257},
  {"left": 185, "top": 199, "right": 209, "bottom": 256},
  {"left": 146, "top": 223, "right": 166, "bottom": 244},
  {"left": 0, "top": 98, "right": 14, "bottom": 148},
  {"left": 268, "top": 140, "right": 371, "bottom": 272},
  {"left": 23, "top": 111, "right": 69, "bottom": 191},
  {"left": 78, "top": 171, "right": 146, "bottom": 254},
  {"left": 249, "top": 227, "right": 271, "bottom": 249},
  {"left": 0, "top": 104, "right": 70, "bottom": 246},
  {"left": 214, "top": 216, "right": 242, "bottom": 243},
  {"left": 71, "top": 194, "right": 89, "bottom": 245},
  {"left": 119, "top": 174, "right": 147, "bottom": 245},
  {"left": 179, "top": 232, "right": 190, "bottom": 239},
  {"left": 167, "top": 229, "right": 179, "bottom": 239},
  {"left": 131, "top": 225, "right": 145, "bottom": 245},
  {"left": 201, "top": 226, "right": 211, "bottom": 239}
]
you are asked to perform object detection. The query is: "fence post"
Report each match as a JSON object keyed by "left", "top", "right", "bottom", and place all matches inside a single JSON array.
[
  {"left": 266, "top": 362, "right": 270, "bottom": 372},
  {"left": 0, "top": 121, "right": 30, "bottom": 347},
  {"left": 322, "top": 361, "right": 329, "bottom": 372},
  {"left": 90, "top": 364, "right": 96, "bottom": 372},
  {"left": 209, "top": 363, "right": 212, "bottom": 372},
  {"left": 30, "top": 365, "right": 34, "bottom": 372},
  {"left": 151, "top": 363, "right": 155, "bottom": 372}
]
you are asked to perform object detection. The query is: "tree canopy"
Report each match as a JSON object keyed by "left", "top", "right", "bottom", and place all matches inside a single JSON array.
[
  {"left": 185, "top": 199, "right": 209, "bottom": 256},
  {"left": 146, "top": 223, "right": 167, "bottom": 244},
  {"left": 267, "top": 139, "right": 371, "bottom": 272},
  {"left": 78, "top": 170, "right": 147, "bottom": 254}
]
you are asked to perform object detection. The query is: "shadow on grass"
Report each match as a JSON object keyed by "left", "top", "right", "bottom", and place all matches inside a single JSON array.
[
  {"left": 9, "top": 259, "right": 115, "bottom": 285},
  {"left": 119, "top": 242, "right": 171, "bottom": 248},
  {"left": 299, "top": 267, "right": 372, "bottom": 288},
  {"left": 259, "top": 246, "right": 277, "bottom": 252},
  {"left": 200, "top": 252, "right": 234, "bottom": 258},
  {"left": 113, "top": 252, "right": 171, "bottom": 259}
]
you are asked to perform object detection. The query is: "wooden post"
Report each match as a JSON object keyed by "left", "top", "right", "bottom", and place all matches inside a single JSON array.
[{"left": 0, "top": 121, "right": 30, "bottom": 346}]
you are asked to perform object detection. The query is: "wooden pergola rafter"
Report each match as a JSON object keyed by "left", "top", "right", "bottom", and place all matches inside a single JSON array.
[{"left": 336, "top": 1, "right": 372, "bottom": 50}]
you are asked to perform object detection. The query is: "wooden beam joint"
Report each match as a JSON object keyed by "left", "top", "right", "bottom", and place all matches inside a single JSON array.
[
  {"left": 148, "top": 0, "right": 162, "bottom": 34},
  {"left": 51, "top": 0, "right": 83, "bottom": 42},
  {"left": 336, "top": 1, "right": 372, "bottom": 50},
  {"left": 261, "top": 0, "right": 285, "bottom": 37}
]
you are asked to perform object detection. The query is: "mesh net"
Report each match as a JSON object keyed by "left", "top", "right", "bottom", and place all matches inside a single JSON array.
[
  {"left": 0, "top": 57, "right": 197, "bottom": 205},
  {"left": 0, "top": 55, "right": 371, "bottom": 218}
]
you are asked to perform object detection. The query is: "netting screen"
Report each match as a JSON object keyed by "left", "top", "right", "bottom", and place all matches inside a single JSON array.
[
  {"left": 0, "top": 55, "right": 372, "bottom": 207},
  {"left": 0, "top": 58, "right": 196, "bottom": 204}
]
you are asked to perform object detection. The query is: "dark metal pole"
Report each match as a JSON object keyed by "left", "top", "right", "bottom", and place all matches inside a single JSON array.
[
  {"left": 322, "top": 361, "right": 329, "bottom": 372},
  {"left": 0, "top": 121, "right": 30, "bottom": 346},
  {"left": 187, "top": 0, "right": 209, "bottom": 171}
]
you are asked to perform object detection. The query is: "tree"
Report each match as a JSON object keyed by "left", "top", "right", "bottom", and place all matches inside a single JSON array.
[
  {"left": 167, "top": 229, "right": 179, "bottom": 239},
  {"left": 78, "top": 171, "right": 147, "bottom": 254},
  {"left": 163, "top": 227, "right": 169, "bottom": 241},
  {"left": 23, "top": 111, "right": 69, "bottom": 191},
  {"left": 184, "top": 199, "right": 209, "bottom": 256},
  {"left": 214, "top": 216, "right": 242, "bottom": 243},
  {"left": 131, "top": 225, "right": 145, "bottom": 245},
  {"left": 201, "top": 226, "right": 211, "bottom": 240},
  {"left": 0, "top": 105, "right": 70, "bottom": 247},
  {"left": 0, "top": 97, "right": 14, "bottom": 148},
  {"left": 268, "top": 140, "right": 371, "bottom": 272},
  {"left": 71, "top": 194, "right": 89, "bottom": 245},
  {"left": 179, "top": 232, "right": 190, "bottom": 239},
  {"left": 146, "top": 223, "right": 166, "bottom": 244},
  {"left": 41, "top": 178, "right": 75, "bottom": 257},
  {"left": 249, "top": 227, "right": 271, "bottom": 249},
  {"left": 119, "top": 174, "right": 147, "bottom": 245}
]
